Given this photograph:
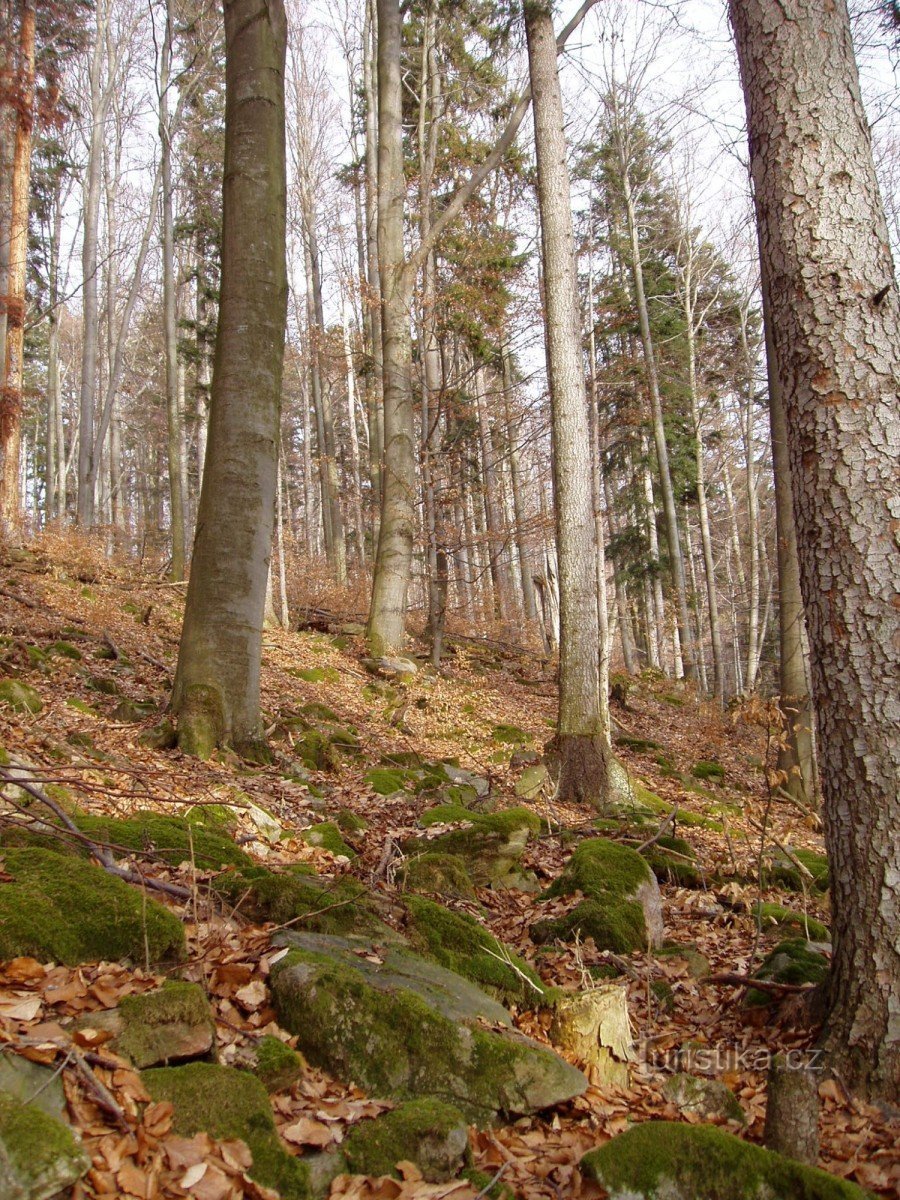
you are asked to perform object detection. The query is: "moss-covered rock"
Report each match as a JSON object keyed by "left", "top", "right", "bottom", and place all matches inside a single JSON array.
[
  {"left": 300, "top": 822, "right": 355, "bottom": 858},
  {"left": 747, "top": 939, "right": 829, "bottom": 1005},
  {"left": 405, "top": 807, "right": 541, "bottom": 890},
  {"left": 580, "top": 1120, "right": 868, "bottom": 1199},
  {"left": 641, "top": 835, "right": 703, "bottom": 887},
  {"left": 753, "top": 903, "right": 829, "bottom": 943},
  {"left": 0, "top": 847, "right": 185, "bottom": 965},
  {"left": 295, "top": 666, "right": 338, "bottom": 683},
  {"left": 366, "top": 766, "right": 412, "bottom": 795},
  {"left": 342, "top": 1099, "right": 470, "bottom": 1182},
  {"left": 404, "top": 896, "right": 545, "bottom": 1007},
  {"left": 74, "top": 810, "right": 250, "bottom": 870},
  {"left": 491, "top": 724, "right": 531, "bottom": 745},
  {"left": 293, "top": 729, "right": 342, "bottom": 772},
  {"left": 335, "top": 808, "right": 367, "bottom": 833},
  {"left": 400, "top": 852, "right": 477, "bottom": 900},
  {"left": 246, "top": 1035, "right": 304, "bottom": 1093},
  {"left": 270, "top": 931, "right": 586, "bottom": 1125},
  {"left": 0, "top": 1088, "right": 90, "bottom": 1200},
  {"left": 691, "top": 761, "right": 725, "bottom": 781},
  {"left": 515, "top": 764, "right": 549, "bottom": 800},
  {"left": 531, "top": 838, "right": 663, "bottom": 951},
  {"left": 212, "top": 865, "right": 394, "bottom": 939},
  {"left": 656, "top": 943, "right": 710, "bottom": 979},
  {"left": 143, "top": 1063, "right": 310, "bottom": 1198},
  {"left": 767, "top": 848, "right": 830, "bottom": 893},
  {"left": 78, "top": 982, "right": 215, "bottom": 1068},
  {"left": 48, "top": 640, "right": 83, "bottom": 661},
  {"left": 0, "top": 679, "right": 42, "bottom": 714},
  {"left": 661, "top": 1074, "right": 745, "bottom": 1124},
  {"left": 0, "top": 1053, "right": 66, "bottom": 1120}
]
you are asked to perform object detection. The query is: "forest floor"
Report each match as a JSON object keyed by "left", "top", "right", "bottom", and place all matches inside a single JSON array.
[{"left": 0, "top": 534, "right": 897, "bottom": 1200}]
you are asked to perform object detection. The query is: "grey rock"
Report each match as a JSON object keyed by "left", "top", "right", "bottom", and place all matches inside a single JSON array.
[{"left": 0, "top": 1089, "right": 90, "bottom": 1200}]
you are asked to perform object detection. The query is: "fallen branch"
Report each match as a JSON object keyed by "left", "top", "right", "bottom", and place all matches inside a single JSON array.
[{"left": 708, "top": 972, "right": 813, "bottom": 994}]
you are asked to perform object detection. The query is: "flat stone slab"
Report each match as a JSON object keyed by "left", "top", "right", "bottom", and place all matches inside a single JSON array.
[{"left": 270, "top": 931, "right": 587, "bottom": 1124}]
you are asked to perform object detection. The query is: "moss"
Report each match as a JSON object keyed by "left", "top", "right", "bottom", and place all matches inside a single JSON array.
[
  {"left": 299, "top": 701, "right": 339, "bottom": 723},
  {"left": 642, "top": 835, "right": 702, "bottom": 887},
  {"left": 48, "top": 640, "right": 83, "bottom": 661},
  {"left": 580, "top": 1119, "right": 868, "bottom": 1199},
  {"left": 366, "top": 766, "right": 414, "bottom": 795},
  {"left": 212, "top": 866, "right": 389, "bottom": 937},
  {"left": 656, "top": 943, "right": 710, "bottom": 979},
  {"left": 531, "top": 897, "right": 647, "bottom": 952},
  {"left": 176, "top": 684, "right": 224, "bottom": 759},
  {"left": 661, "top": 692, "right": 684, "bottom": 707},
  {"left": 300, "top": 822, "right": 355, "bottom": 858},
  {"left": 753, "top": 903, "right": 829, "bottom": 942},
  {"left": 139, "top": 720, "right": 177, "bottom": 750},
  {"left": 75, "top": 810, "right": 250, "bottom": 870},
  {"left": 768, "top": 848, "right": 830, "bottom": 893},
  {"left": 546, "top": 837, "right": 652, "bottom": 902},
  {"left": 418, "top": 805, "right": 541, "bottom": 837},
  {"left": 0, "top": 847, "right": 185, "bottom": 965},
  {"left": 87, "top": 674, "right": 120, "bottom": 695},
  {"left": 404, "top": 896, "right": 544, "bottom": 1006},
  {"left": 491, "top": 723, "right": 531, "bottom": 745},
  {"left": 335, "top": 808, "right": 367, "bottom": 833},
  {"left": 615, "top": 735, "right": 662, "bottom": 754},
  {"left": 0, "top": 678, "right": 42, "bottom": 713},
  {"left": 342, "top": 1099, "right": 469, "bottom": 1181},
  {"left": 270, "top": 950, "right": 582, "bottom": 1125},
  {"left": 143, "top": 1063, "right": 310, "bottom": 1199},
  {"left": 691, "top": 760, "right": 725, "bottom": 780},
  {"left": 293, "top": 729, "right": 341, "bottom": 772},
  {"left": 251, "top": 1035, "right": 304, "bottom": 1093},
  {"left": 400, "top": 853, "right": 477, "bottom": 900},
  {"left": 747, "top": 938, "right": 829, "bottom": 1006},
  {"left": 0, "top": 1088, "right": 90, "bottom": 1195},
  {"left": 650, "top": 980, "right": 675, "bottom": 1012},
  {"left": 114, "top": 982, "right": 214, "bottom": 1067},
  {"left": 295, "top": 666, "right": 337, "bottom": 683},
  {"left": 113, "top": 698, "right": 158, "bottom": 722},
  {"left": 462, "top": 1168, "right": 515, "bottom": 1200}
]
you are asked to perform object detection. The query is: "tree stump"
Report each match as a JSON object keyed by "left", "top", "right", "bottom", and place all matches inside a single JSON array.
[
  {"left": 549, "top": 986, "right": 633, "bottom": 1086},
  {"left": 764, "top": 1053, "right": 820, "bottom": 1165}
]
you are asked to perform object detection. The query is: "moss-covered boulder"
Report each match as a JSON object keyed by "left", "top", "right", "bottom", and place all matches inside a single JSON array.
[
  {"left": 404, "top": 896, "right": 545, "bottom": 1007},
  {"left": 641, "top": 835, "right": 703, "bottom": 887},
  {"left": 342, "top": 1099, "right": 470, "bottom": 1182},
  {"left": 515, "top": 763, "right": 549, "bottom": 801},
  {"left": 293, "top": 729, "right": 342, "bottom": 772},
  {"left": 747, "top": 939, "right": 829, "bottom": 1005},
  {"left": 242, "top": 1035, "right": 304, "bottom": 1093},
  {"left": 753, "top": 903, "right": 829, "bottom": 943},
  {"left": 491, "top": 724, "right": 531, "bottom": 746},
  {"left": 143, "top": 1063, "right": 310, "bottom": 1199},
  {"left": 76, "top": 982, "right": 215, "bottom": 1068},
  {"left": 0, "top": 1089, "right": 90, "bottom": 1200},
  {"left": 0, "top": 679, "right": 42, "bottom": 714},
  {"left": 580, "top": 1120, "right": 868, "bottom": 1199},
  {"left": 334, "top": 808, "right": 367, "bottom": 833},
  {"left": 0, "top": 848, "right": 185, "bottom": 965},
  {"left": 691, "top": 761, "right": 724, "bottom": 781},
  {"left": 212, "top": 865, "right": 395, "bottom": 939},
  {"left": 661, "top": 1074, "right": 745, "bottom": 1124},
  {"left": 74, "top": 810, "right": 250, "bottom": 871},
  {"left": 767, "top": 848, "right": 830, "bottom": 893},
  {"left": 0, "top": 1054, "right": 66, "bottom": 1121},
  {"left": 269, "top": 931, "right": 586, "bottom": 1125},
  {"left": 531, "top": 838, "right": 664, "bottom": 951},
  {"left": 399, "top": 852, "right": 477, "bottom": 900},
  {"left": 300, "top": 822, "right": 355, "bottom": 858},
  {"left": 404, "top": 806, "right": 541, "bottom": 890}
]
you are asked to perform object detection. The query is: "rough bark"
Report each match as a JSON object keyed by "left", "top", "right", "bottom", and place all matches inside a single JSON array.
[
  {"left": 525, "top": 0, "right": 616, "bottom": 808},
  {"left": 730, "top": 0, "right": 900, "bottom": 1102},
  {"left": 764, "top": 1054, "right": 820, "bottom": 1166},
  {"left": 171, "top": 0, "right": 287, "bottom": 759}
]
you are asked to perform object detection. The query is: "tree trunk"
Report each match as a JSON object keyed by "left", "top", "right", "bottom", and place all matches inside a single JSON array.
[
  {"left": 367, "top": 0, "right": 416, "bottom": 655},
  {"left": 0, "top": 0, "right": 34, "bottom": 534},
  {"left": 171, "top": 0, "right": 287, "bottom": 760},
  {"left": 763, "top": 275, "right": 816, "bottom": 808},
  {"left": 160, "top": 0, "right": 186, "bottom": 579},
  {"left": 525, "top": 0, "right": 618, "bottom": 808},
  {"left": 730, "top": 0, "right": 900, "bottom": 1102}
]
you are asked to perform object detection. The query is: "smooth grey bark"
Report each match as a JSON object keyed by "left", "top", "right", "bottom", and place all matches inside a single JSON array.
[
  {"left": 731, "top": 0, "right": 900, "bottom": 1102},
  {"left": 525, "top": 0, "right": 619, "bottom": 808},
  {"left": 362, "top": 0, "right": 383, "bottom": 513},
  {"left": 171, "top": 0, "right": 287, "bottom": 759},
  {"left": 159, "top": 0, "right": 186, "bottom": 578},
  {"left": 501, "top": 343, "right": 539, "bottom": 624}
]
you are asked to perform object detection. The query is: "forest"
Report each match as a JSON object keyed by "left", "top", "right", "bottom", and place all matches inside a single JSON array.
[{"left": 0, "top": 0, "right": 897, "bottom": 1198}]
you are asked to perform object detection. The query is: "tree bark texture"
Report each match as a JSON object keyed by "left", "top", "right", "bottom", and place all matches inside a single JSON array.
[
  {"left": 367, "top": 0, "right": 416, "bottom": 655},
  {"left": 171, "top": 0, "right": 288, "bottom": 759},
  {"left": 526, "top": 0, "right": 615, "bottom": 808},
  {"left": 730, "top": 0, "right": 900, "bottom": 1102}
]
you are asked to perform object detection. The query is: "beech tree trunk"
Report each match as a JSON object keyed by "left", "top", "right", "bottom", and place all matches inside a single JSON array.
[
  {"left": 0, "top": 0, "right": 34, "bottom": 534},
  {"left": 525, "top": 0, "right": 618, "bottom": 808},
  {"left": 367, "top": 0, "right": 416, "bottom": 655},
  {"left": 171, "top": 0, "right": 287, "bottom": 760},
  {"left": 730, "top": 0, "right": 900, "bottom": 1102}
]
